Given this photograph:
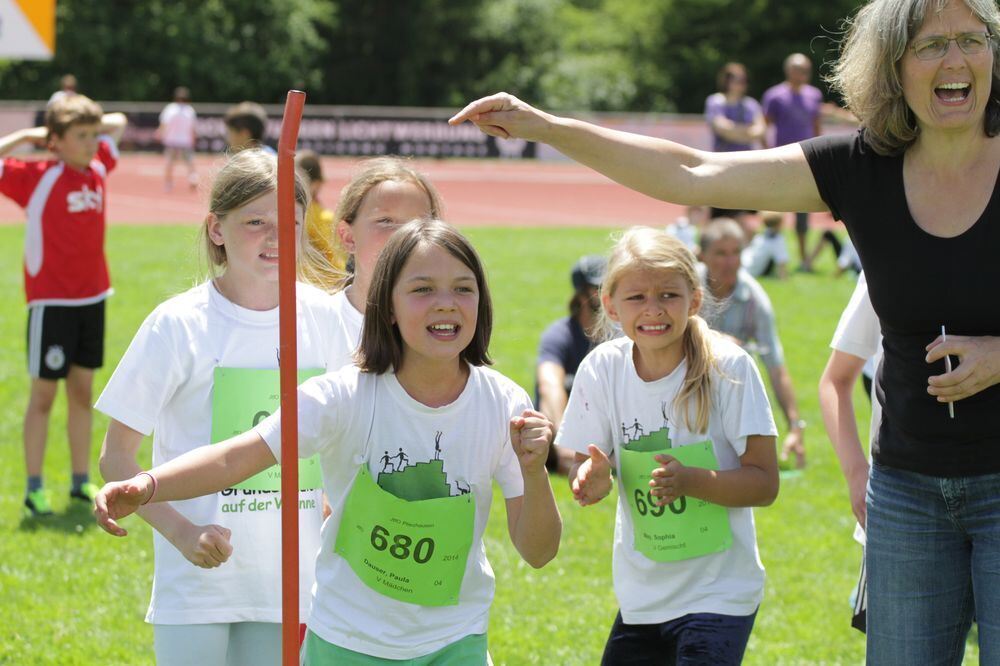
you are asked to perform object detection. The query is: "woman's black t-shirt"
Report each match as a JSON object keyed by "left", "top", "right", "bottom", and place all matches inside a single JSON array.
[{"left": 803, "top": 130, "right": 1000, "bottom": 477}]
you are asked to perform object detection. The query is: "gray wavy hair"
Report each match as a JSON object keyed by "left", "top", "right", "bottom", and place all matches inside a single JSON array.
[{"left": 828, "top": 0, "right": 1000, "bottom": 156}]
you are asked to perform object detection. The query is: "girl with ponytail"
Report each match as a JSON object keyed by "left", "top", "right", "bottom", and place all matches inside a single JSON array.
[{"left": 557, "top": 226, "right": 780, "bottom": 665}]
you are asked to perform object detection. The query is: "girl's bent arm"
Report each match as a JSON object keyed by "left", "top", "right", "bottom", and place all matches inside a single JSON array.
[
  {"left": 450, "top": 93, "right": 827, "bottom": 213},
  {"left": 95, "top": 430, "right": 276, "bottom": 536},
  {"left": 99, "top": 420, "right": 234, "bottom": 566},
  {"left": 651, "top": 435, "right": 779, "bottom": 508},
  {"left": 506, "top": 471, "right": 561, "bottom": 569},
  {"left": 506, "top": 411, "right": 562, "bottom": 567}
]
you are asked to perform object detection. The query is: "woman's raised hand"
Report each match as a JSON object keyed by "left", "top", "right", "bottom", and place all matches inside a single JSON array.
[{"left": 449, "top": 93, "right": 552, "bottom": 143}]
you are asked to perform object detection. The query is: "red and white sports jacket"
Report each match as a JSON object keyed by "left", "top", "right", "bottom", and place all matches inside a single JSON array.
[{"left": 0, "top": 136, "right": 118, "bottom": 306}]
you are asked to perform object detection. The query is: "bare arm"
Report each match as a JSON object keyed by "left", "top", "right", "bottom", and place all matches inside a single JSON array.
[
  {"left": 99, "top": 420, "right": 234, "bottom": 566},
  {"left": 710, "top": 116, "right": 758, "bottom": 144},
  {"left": 100, "top": 112, "right": 128, "bottom": 143},
  {"left": 750, "top": 109, "right": 767, "bottom": 147},
  {"left": 450, "top": 93, "right": 827, "bottom": 213},
  {"left": 95, "top": 430, "right": 275, "bottom": 536},
  {"left": 767, "top": 364, "right": 806, "bottom": 467},
  {"left": 767, "top": 364, "right": 801, "bottom": 430},
  {"left": 506, "top": 411, "right": 561, "bottom": 568},
  {"left": 0, "top": 127, "right": 47, "bottom": 157},
  {"left": 818, "top": 351, "right": 870, "bottom": 527},
  {"left": 651, "top": 434, "right": 779, "bottom": 507},
  {"left": 536, "top": 362, "right": 568, "bottom": 431}
]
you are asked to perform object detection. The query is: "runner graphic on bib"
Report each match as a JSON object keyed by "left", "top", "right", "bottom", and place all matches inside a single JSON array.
[
  {"left": 211, "top": 367, "right": 324, "bottom": 491},
  {"left": 335, "top": 429, "right": 475, "bottom": 607},
  {"left": 619, "top": 421, "right": 732, "bottom": 562}
]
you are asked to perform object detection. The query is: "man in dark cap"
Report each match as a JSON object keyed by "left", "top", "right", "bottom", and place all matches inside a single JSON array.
[{"left": 535, "top": 255, "right": 606, "bottom": 474}]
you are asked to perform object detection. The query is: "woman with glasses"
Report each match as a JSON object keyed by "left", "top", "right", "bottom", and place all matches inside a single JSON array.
[{"left": 451, "top": 0, "right": 1000, "bottom": 663}]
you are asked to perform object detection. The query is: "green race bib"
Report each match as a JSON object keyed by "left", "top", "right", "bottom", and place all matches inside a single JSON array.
[
  {"left": 334, "top": 466, "right": 475, "bottom": 607},
  {"left": 618, "top": 440, "right": 733, "bottom": 562},
  {"left": 211, "top": 367, "right": 324, "bottom": 491}
]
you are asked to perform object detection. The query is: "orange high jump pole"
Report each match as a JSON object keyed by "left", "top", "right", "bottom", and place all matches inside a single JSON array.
[{"left": 277, "top": 89, "right": 306, "bottom": 666}]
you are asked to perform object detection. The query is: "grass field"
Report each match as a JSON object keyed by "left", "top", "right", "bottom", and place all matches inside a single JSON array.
[{"left": 0, "top": 223, "right": 980, "bottom": 665}]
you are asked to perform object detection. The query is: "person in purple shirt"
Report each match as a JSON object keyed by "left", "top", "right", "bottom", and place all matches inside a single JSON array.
[
  {"left": 762, "top": 53, "right": 824, "bottom": 270},
  {"left": 705, "top": 62, "right": 766, "bottom": 153}
]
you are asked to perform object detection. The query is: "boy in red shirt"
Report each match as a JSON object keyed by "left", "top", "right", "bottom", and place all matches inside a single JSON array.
[{"left": 0, "top": 95, "right": 126, "bottom": 516}]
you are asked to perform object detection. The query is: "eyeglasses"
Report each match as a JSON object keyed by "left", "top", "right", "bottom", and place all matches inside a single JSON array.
[{"left": 910, "top": 32, "right": 993, "bottom": 60}]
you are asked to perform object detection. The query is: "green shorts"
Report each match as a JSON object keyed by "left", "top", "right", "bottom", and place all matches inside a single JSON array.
[{"left": 303, "top": 630, "right": 488, "bottom": 665}]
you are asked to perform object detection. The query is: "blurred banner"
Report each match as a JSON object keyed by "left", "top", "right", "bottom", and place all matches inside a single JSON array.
[
  {"left": 0, "top": 0, "right": 54, "bottom": 60},
  {"left": 35, "top": 104, "right": 538, "bottom": 159}
]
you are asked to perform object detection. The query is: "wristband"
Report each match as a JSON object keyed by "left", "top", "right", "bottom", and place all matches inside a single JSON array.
[{"left": 137, "top": 471, "right": 157, "bottom": 505}]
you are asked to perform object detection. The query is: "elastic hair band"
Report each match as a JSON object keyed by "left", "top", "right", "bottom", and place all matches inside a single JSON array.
[{"left": 137, "top": 471, "right": 157, "bottom": 505}]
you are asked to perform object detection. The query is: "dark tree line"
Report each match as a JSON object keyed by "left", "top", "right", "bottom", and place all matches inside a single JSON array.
[{"left": 0, "top": 0, "right": 863, "bottom": 113}]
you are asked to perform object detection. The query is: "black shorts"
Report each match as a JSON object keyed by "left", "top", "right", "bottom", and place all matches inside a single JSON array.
[
  {"left": 601, "top": 609, "right": 757, "bottom": 665},
  {"left": 26, "top": 301, "right": 105, "bottom": 380}
]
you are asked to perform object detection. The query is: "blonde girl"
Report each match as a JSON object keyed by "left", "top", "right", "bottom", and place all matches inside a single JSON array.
[
  {"left": 559, "top": 226, "right": 778, "bottom": 665},
  {"left": 95, "top": 219, "right": 561, "bottom": 665},
  {"left": 96, "top": 149, "right": 352, "bottom": 665}
]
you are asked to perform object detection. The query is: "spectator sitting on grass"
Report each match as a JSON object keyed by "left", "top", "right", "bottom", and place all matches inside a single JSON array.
[
  {"left": 535, "top": 255, "right": 606, "bottom": 474},
  {"left": 741, "top": 211, "right": 789, "bottom": 279},
  {"left": 698, "top": 218, "right": 806, "bottom": 468},
  {"left": 665, "top": 204, "right": 707, "bottom": 256}
]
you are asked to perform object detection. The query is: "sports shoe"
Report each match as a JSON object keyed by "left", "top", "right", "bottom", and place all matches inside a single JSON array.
[
  {"left": 70, "top": 482, "right": 100, "bottom": 503},
  {"left": 24, "top": 488, "right": 54, "bottom": 517}
]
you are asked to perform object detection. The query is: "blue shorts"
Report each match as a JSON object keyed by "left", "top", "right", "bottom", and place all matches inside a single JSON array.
[{"left": 601, "top": 609, "right": 757, "bottom": 666}]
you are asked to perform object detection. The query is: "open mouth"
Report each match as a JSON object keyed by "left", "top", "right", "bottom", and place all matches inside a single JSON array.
[
  {"left": 637, "top": 323, "right": 670, "bottom": 335},
  {"left": 935, "top": 82, "right": 971, "bottom": 104},
  {"left": 427, "top": 323, "right": 460, "bottom": 339}
]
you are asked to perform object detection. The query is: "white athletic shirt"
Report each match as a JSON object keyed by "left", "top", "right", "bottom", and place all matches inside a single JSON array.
[
  {"left": 255, "top": 364, "right": 528, "bottom": 659},
  {"left": 327, "top": 287, "right": 364, "bottom": 368},
  {"left": 829, "top": 272, "right": 881, "bottom": 545},
  {"left": 557, "top": 335, "right": 777, "bottom": 623},
  {"left": 158, "top": 102, "right": 197, "bottom": 149},
  {"left": 95, "top": 281, "right": 355, "bottom": 624}
]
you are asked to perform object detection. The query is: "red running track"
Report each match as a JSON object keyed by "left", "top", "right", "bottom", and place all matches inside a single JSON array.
[{"left": 0, "top": 153, "right": 836, "bottom": 229}]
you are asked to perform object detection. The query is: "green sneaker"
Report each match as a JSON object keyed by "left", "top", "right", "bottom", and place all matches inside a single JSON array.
[
  {"left": 24, "top": 488, "right": 54, "bottom": 517},
  {"left": 70, "top": 481, "right": 100, "bottom": 503}
]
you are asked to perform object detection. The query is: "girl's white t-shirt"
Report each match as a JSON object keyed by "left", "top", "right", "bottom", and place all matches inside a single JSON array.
[
  {"left": 328, "top": 288, "right": 364, "bottom": 367},
  {"left": 95, "top": 281, "right": 356, "bottom": 624},
  {"left": 255, "top": 364, "right": 528, "bottom": 660},
  {"left": 556, "top": 334, "right": 777, "bottom": 624}
]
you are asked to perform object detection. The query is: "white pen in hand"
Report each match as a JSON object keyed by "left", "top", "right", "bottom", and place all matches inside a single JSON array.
[{"left": 941, "top": 325, "right": 955, "bottom": 419}]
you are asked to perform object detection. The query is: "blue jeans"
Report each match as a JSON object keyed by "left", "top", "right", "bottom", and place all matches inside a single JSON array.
[
  {"left": 866, "top": 462, "right": 1000, "bottom": 665},
  {"left": 600, "top": 610, "right": 757, "bottom": 665}
]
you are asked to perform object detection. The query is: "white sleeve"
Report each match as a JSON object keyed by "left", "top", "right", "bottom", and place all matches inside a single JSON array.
[
  {"left": 717, "top": 349, "right": 778, "bottom": 457},
  {"left": 254, "top": 372, "right": 354, "bottom": 461},
  {"left": 493, "top": 388, "right": 532, "bottom": 499},
  {"left": 555, "top": 354, "right": 614, "bottom": 457},
  {"left": 94, "top": 314, "right": 186, "bottom": 435},
  {"left": 829, "top": 273, "right": 880, "bottom": 360}
]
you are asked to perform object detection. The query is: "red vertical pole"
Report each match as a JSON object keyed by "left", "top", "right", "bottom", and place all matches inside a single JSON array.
[{"left": 277, "top": 89, "right": 306, "bottom": 666}]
